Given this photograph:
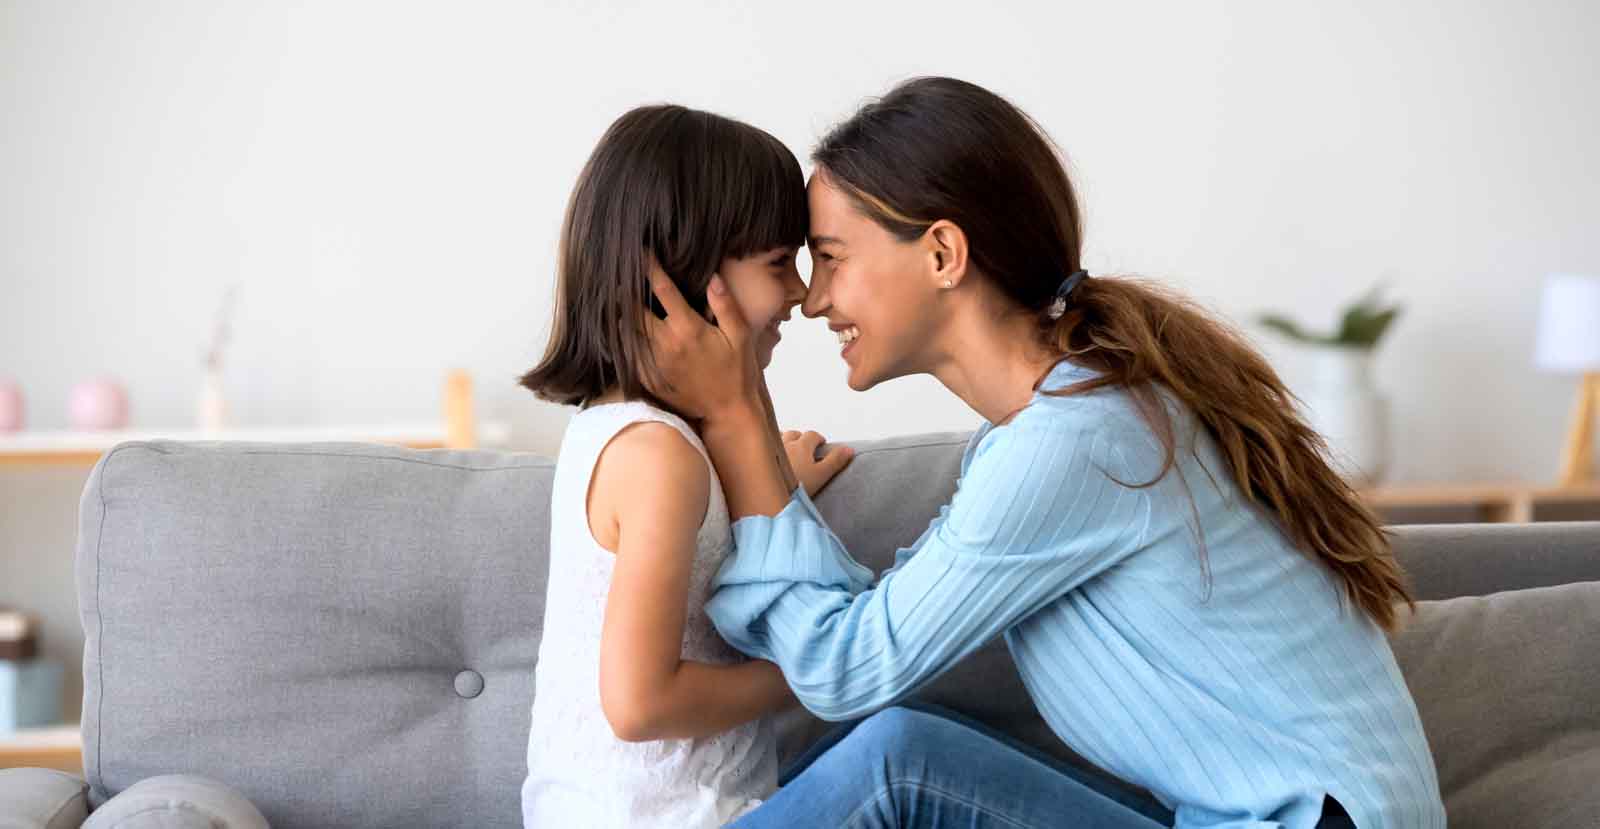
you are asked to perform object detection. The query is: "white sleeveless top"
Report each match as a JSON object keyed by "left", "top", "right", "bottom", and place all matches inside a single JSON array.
[{"left": 522, "top": 401, "right": 777, "bottom": 828}]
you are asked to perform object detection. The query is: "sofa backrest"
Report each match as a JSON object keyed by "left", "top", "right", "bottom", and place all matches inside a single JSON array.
[{"left": 77, "top": 436, "right": 1600, "bottom": 827}]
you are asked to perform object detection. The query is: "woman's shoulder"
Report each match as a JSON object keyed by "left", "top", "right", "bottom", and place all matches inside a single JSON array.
[{"left": 971, "top": 376, "right": 1168, "bottom": 474}]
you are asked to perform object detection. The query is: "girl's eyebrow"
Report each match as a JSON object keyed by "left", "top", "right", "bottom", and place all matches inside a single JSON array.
[{"left": 808, "top": 235, "right": 845, "bottom": 248}]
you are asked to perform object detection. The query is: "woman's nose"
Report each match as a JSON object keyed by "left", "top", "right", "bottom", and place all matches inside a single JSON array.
[{"left": 801, "top": 268, "right": 830, "bottom": 318}]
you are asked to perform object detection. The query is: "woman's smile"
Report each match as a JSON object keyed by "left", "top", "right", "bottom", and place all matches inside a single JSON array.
[{"left": 830, "top": 322, "right": 861, "bottom": 360}]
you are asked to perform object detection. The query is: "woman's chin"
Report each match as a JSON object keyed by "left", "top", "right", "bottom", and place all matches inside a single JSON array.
[{"left": 844, "top": 358, "right": 876, "bottom": 392}]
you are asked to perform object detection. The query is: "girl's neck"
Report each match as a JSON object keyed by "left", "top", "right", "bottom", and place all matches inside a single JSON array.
[
  {"left": 584, "top": 387, "right": 695, "bottom": 427},
  {"left": 586, "top": 387, "right": 627, "bottom": 409}
]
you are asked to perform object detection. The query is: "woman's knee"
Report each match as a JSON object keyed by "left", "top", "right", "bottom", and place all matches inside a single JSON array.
[{"left": 840, "top": 706, "right": 961, "bottom": 762}]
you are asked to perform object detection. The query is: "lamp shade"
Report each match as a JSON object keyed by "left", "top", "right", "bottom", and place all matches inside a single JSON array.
[{"left": 1534, "top": 273, "right": 1600, "bottom": 373}]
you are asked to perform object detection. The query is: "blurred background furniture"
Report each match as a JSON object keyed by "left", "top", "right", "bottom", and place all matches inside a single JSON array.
[
  {"left": 1362, "top": 481, "right": 1600, "bottom": 524},
  {"left": 1535, "top": 273, "right": 1600, "bottom": 486},
  {"left": 0, "top": 370, "right": 489, "bottom": 467}
]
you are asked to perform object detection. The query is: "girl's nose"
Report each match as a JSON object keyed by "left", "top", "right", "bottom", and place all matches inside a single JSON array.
[{"left": 783, "top": 267, "right": 807, "bottom": 308}]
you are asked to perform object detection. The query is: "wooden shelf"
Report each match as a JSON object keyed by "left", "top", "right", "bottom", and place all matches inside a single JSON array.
[
  {"left": 0, "top": 370, "right": 503, "bottom": 467},
  {"left": 0, "top": 723, "right": 81, "bottom": 773},
  {"left": 0, "top": 425, "right": 454, "bottom": 467},
  {"left": 1360, "top": 482, "right": 1600, "bottom": 523}
]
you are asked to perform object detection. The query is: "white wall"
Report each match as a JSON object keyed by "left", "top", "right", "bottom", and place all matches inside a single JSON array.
[{"left": 2, "top": 0, "right": 1597, "bottom": 719}]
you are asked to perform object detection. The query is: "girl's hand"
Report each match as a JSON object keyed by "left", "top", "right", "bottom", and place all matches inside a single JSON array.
[
  {"left": 643, "top": 258, "right": 764, "bottom": 425},
  {"left": 782, "top": 430, "right": 855, "bottom": 498}
]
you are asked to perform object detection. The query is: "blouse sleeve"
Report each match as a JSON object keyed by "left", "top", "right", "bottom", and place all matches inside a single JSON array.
[{"left": 705, "top": 419, "right": 1150, "bottom": 720}]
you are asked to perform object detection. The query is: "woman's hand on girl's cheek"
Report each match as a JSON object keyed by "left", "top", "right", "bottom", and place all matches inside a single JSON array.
[
  {"left": 643, "top": 257, "right": 764, "bottom": 423},
  {"left": 782, "top": 430, "right": 855, "bottom": 498}
]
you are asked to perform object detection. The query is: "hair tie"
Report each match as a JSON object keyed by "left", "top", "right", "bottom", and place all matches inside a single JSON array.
[{"left": 1045, "top": 270, "right": 1089, "bottom": 320}]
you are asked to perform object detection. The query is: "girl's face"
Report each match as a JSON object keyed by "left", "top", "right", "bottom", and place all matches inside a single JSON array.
[
  {"left": 719, "top": 246, "right": 806, "bottom": 368},
  {"left": 800, "top": 172, "right": 945, "bottom": 391}
]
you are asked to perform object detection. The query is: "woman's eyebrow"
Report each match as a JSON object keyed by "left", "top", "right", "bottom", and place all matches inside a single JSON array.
[{"left": 808, "top": 234, "right": 845, "bottom": 248}]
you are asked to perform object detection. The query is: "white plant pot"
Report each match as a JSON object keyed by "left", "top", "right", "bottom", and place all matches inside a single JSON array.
[
  {"left": 1302, "top": 348, "right": 1388, "bottom": 487},
  {"left": 198, "top": 370, "right": 228, "bottom": 432}
]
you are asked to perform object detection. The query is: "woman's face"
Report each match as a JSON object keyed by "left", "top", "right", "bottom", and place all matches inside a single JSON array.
[
  {"left": 801, "top": 171, "right": 945, "bottom": 391},
  {"left": 719, "top": 246, "right": 806, "bottom": 368}
]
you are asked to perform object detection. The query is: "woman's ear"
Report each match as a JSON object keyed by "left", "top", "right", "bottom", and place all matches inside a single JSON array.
[{"left": 925, "top": 220, "right": 968, "bottom": 290}]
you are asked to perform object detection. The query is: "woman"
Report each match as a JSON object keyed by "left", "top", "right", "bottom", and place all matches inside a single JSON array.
[{"left": 644, "top": 77, "right": 1444, "bottom": 828}]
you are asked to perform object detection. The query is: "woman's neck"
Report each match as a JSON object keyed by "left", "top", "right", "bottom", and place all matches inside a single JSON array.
[{"left": 929, "top": 301, "right": 1062, "bottom": 427}]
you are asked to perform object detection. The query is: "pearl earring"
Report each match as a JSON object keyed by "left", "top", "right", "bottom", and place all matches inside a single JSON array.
[{"left": 942, "top": 279, "right": 953, "bottom": 289}]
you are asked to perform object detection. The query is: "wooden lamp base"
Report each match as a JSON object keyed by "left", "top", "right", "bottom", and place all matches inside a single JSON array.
[{"left": 1558, "top": 372, "right": 1600, "bottom": 486}]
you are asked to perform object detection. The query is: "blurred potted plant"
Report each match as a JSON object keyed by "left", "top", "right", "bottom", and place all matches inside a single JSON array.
[{"left": 1259, "top": 286, "right": 1402, "bottom": 486}]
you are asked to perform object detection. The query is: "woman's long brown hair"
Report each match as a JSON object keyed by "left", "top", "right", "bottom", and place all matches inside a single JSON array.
[{"left": 815, "top": 77, "right": 1414, "bottom": 630}]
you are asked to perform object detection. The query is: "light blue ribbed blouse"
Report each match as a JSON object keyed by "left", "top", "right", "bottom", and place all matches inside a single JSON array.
[{"left": 706, "top": 360, "right": 1444, "bottom": 829}]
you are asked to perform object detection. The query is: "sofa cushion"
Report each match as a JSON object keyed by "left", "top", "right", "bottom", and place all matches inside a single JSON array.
[
  {"left": 0, "top": 768, "right": 89, "bottom": 829},
  {"left": 81, "top": 775, "right": 267, "bottom": 829},
  {"left": 1387, "top": 580, "right": 1600, "bottom": 828},
  {"left": 1390, "top": 523, "right": 1600, "bottom": 600},
  {"left": 78, "top": 442, "right": 553, "bottom": 828}
]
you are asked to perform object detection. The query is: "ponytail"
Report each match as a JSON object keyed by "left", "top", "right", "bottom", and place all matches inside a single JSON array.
[{"left": 1046, "top": 275, "right": 1414, "bottom": 630}]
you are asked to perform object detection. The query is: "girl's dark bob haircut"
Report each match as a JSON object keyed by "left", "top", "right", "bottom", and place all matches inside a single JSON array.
[{"left": 520, "top": 105, "right": 807, "bottom": 406}]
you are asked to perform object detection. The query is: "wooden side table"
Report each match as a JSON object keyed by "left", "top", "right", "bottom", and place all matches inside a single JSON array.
[
  {"left": 0, "top": 724, "right": 82, "bottom": 773},
  {"left": 1360, "top": 482, "right": 1600, "bottom": 523}
]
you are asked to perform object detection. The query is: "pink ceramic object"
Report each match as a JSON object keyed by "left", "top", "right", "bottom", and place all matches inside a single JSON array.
[
  {"left": 68, "top": 378, "right": 130, "bottom": 430},
  {"left": 0, "top": 380, "right": 22, "bottom": 432}
]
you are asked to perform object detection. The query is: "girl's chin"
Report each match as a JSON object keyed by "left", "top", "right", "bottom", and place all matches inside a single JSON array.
[{"left": 756, "top": 329, "right": 780, "bottom": 366}]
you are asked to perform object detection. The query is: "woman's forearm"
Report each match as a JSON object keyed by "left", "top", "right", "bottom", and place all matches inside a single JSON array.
[
  {"left": 701, "top": 400, "right": 794, "bottom": 519},
  {"left": 758, "top": 382, "right": 801, "bottom": 495}
]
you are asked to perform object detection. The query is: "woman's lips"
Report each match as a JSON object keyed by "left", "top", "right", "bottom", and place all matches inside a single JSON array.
[{"left": 835, "top": 325, "right": 860, "bottom": 360}]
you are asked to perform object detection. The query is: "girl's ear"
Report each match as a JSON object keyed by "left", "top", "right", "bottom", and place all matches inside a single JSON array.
[{"left": 925, "top": 220, "right": 969, "bottom": 290}]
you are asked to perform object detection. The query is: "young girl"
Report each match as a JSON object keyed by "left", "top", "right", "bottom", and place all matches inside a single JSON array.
[{"left": 517, "top": 105, "right": 852, "bottom": 828}]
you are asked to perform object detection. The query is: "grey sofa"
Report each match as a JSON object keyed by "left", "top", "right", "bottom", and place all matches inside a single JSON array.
[{"left": 2, "top": 435, "right": 1597, "bottom": 827}]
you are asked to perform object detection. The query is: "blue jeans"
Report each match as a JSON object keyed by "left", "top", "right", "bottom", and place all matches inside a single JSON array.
[{"left": 731, "top": 703, "right": 1175, "bottom": 828}]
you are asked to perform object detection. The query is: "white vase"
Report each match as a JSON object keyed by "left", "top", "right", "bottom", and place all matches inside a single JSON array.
[
  {"left": 1302, "top": 347, "right": 1388, "bottom": 486},
  {"left": 198, "top": 369, "right": 228, "bottom": 432}
]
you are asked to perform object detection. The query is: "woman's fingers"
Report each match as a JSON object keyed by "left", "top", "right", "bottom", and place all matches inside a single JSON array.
[
  {"left": 802, "top": 431, "right": 825, "bottom": 452},
  {"left": 645, "top": 257, "right": 698, "bottom": 333},
  {"left": 704, "top": 274, "right": 750, "bottom": 345},
  {"left": 782, "top": 430, "right": 801, "bottom": 442}
]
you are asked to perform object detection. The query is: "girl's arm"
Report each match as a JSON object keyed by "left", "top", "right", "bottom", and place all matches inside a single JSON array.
[{"left": 594, "top": 422, "right": 792, "bottom": 743}]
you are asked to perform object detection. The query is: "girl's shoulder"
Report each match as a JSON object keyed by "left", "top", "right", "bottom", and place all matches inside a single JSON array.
[
  {"left": 569, "top": 401, "right": 707, "bottom": 471},
  {"left": 569, "top": 400, "right": 707, "bottom": 453},
  {"left": 579, "top": 403, "right": 713, "bottom": 549}
]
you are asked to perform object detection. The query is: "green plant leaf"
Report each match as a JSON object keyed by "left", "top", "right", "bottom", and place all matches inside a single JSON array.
[
  {"left": 1259, "top": 314, "right": 1314, "bottom": 343},
  {"left": 1333, "top": 284, "right": 1402, "bottom": 347}
]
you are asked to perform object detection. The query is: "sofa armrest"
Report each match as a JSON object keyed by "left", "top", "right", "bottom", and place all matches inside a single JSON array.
[
  {"left": 80, "top": 775, "right": 268, "bottom": 829},
  {"left": 0, "top": 767, "right": 90, "bottom": 829}
]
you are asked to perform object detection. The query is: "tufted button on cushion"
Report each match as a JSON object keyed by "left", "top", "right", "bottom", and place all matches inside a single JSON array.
[{"left": 453, "top": 669, "right": 484, "bottom": 699}]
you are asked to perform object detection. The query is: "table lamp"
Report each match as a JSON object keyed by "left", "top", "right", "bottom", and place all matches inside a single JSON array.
[{"left": 1534, "top": 273, "right": 1600, "bottom": 485}]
